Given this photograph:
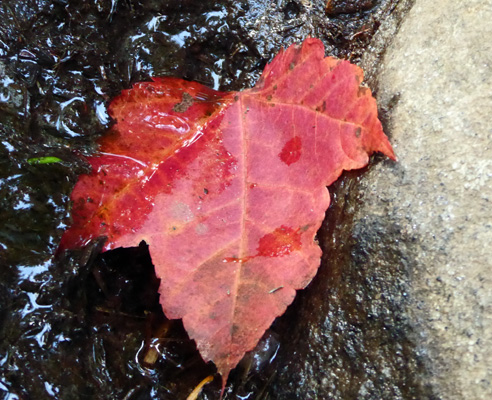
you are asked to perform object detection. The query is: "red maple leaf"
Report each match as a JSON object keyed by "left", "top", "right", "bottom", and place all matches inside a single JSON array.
[{"left": 59, "top": 38, "right": 395, "bottom": 386}]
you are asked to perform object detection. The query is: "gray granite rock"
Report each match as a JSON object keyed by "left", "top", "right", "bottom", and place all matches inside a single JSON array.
[
  {"left": 363, "top": 0, "right": 492, "bottom": 398},
  {"left": 271, "top": 1, "right": 491, "bottom": 399}
]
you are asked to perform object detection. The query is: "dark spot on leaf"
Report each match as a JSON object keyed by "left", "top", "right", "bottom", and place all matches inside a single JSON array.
[
  {"left": 173, "top": 92, "right": 194, "bottom": 113},
  {"left": 355, "top": 127, "right": 362, "bottom": 137},
  {"left": 231, "top": 324, "right": 240, "bottom": 335},
  {"left": 279, "top": 136, "right": 302, "bottom": 165},
  {"left": 257, "top": 226, "right": 302, "bottom": 258}
]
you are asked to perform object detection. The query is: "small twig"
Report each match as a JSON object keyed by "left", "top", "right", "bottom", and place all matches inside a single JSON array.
[{"left": 186, "top": 375, "right": 214, "bottom": 400}]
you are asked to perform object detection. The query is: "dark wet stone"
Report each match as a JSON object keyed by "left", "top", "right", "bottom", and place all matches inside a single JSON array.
[
  {"left": 268, "top": 173, "right": 436, "bottom": 399},
  {"left": 326, "top": 0, "right": 376, "bottom": 16}
]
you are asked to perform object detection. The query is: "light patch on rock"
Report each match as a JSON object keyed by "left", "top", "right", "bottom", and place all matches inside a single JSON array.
[{"left": 361, "top": 0, "right": 492, "bottom": 398}]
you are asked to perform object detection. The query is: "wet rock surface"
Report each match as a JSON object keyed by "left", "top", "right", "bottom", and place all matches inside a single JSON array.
[
  {"left": 271, "top": 1, "right": 492, "bottom": 398},
  {"left": 269, "top": 170, "right": 434, "bottom": 399},
  {"left": 371, "top": 1, "right": 492, "bottom": 398},
  {"left": 3, "top": 0, "right": 476, "bottom": 399}
]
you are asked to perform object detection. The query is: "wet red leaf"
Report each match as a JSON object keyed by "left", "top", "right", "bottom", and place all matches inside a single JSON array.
[{"left": 59, "top": 38, "right": 395, "bottom": 385}]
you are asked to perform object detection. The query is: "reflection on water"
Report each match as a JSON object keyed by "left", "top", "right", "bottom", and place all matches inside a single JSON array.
[{"left": 17, "top": 260, "right": 51, "bottom": 282}]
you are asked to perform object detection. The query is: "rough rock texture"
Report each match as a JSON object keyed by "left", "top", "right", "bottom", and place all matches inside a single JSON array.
[
  {"left": 271, "top": 0, "right": 491, "bottom": 399},
  {"left": 366, "top": 0, "right": 492, "bottom": 398}
]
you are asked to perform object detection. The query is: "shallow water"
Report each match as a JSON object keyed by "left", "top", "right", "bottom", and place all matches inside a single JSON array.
[{"left": 0, "top": 1, "right": 423, "bottom": 399}]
